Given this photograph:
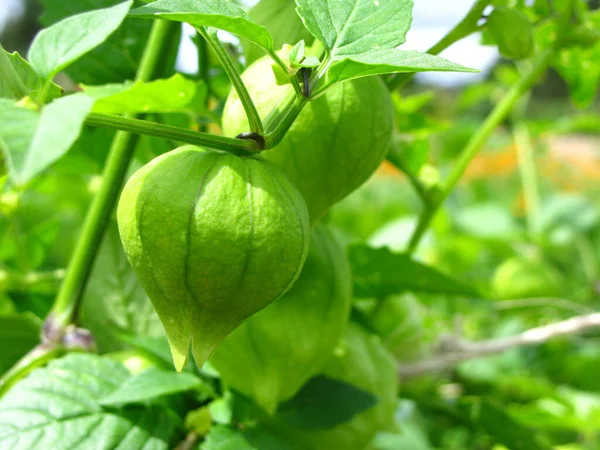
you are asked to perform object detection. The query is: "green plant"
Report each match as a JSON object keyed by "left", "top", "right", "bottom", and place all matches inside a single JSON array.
[{"left": 0, "top": 0, "right": 598, "bottom": 448}]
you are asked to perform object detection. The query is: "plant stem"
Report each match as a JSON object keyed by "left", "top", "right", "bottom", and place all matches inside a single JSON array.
[
  {"left": 406, "top": 48, "right": 554, "bottom": 254},
  {"left": 263, "top": 96, "right": 307, "bottom": 149},
  {"left": 0, "top": 43, "right": 31, "bottom": 99},
  {"left": 387, "top": 0, "right": 491, "bottom": 91},
  {"left": 195, "top": 32, "right": 212, "bottom": 133},
  {"left": 50, "top": 20, "right": 175, "bottom": 329},
  {"left": 398, "top": 312, "right": 600, "bottom": 379},
  {"left": 514, "top": 122, "right": 541, "bottom": 238},
  {"left": 85, "top": 113, "right": 259, "bottom": 154},
  {"left": 386, "top": 144, "right": 429, "bottom": 204},
  {"left": 198, "top": 27, "right": 263, "bottom": 135}
]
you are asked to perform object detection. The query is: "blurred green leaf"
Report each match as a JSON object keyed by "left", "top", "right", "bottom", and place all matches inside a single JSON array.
[
  {"left": 349, "top": 244, "right": 479, "bottom": 297},
  {"left": 0, "top": 314, "right": 41, "bottom": 374},
  {"left": 201, "top": 425, "right": 293, "bottom": 450},
  {"left": 373, "top": 427, "right": 433, "bottom": 450},
  {"left": 539, "top": 194, "right": 599, "bottom": 243},
  {"left": 454, "top": 203, "right": 522, "bottom": 241},
  {"left": 466, "top": 399, "right": 552, "bottom": 450},
  {"left": 275, "top": 375, "right": 378, "bottom": 429},
  {"left": 487, "top": 7, "right": 534, "bottom": 60}
]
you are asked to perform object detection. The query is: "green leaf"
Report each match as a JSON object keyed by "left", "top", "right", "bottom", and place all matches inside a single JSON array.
[
  {"left": 28, "top": 1, "right": 133, "bottom": 79},
  {"left": 276, "top": 375, "right": 378, "bottom": 429},
  {"left": 349, "top": 244, "right": 479, "bottom": 297},
  {"left": 82, "top": 74, "right": 201, "bottom": 115},
  {"left": 0, "top": 94, "right": 95, "bottom": 185},
  {"left": 0, "top": 50, "right": 62, "bottom": 101},
  {"left": 39, "top": 0, "right": 158, "bottom": 85},
  {"left": 553, "top": 44, "right": 600, "bottom": 108},
  {"left": 468, "top": 399, "right": 552, "bottom": 450},
  {"left": 487, "top": 7, "right": 534, "bottom": 60},
  {"left": 0, "top": 315, "right": 41, "bottom": 374},
  {"left": 201, "top": 425, "right": 294, "bottom": 450},
  {"left": 0, "top": 354, "right": 179, "bottom": 449},
  {"left": 99, "top": 368, "right": 205, "bottom": 406},
  {"left": 80, "top": 225, "right": 165, "bottom": 353},
  {"left": 296, "top": 0, "right": 413, "bottom": 56},
  {"left": 454, "top": 203, "right": 521, "bottom": 240},
  {"left": 295, "top": 0, "right": 475, "bottom": 90},
  {"left": 325, "top": 49, "right": 477, "bottom": 87},
  {"left": 130, "top": 0, "right": 274, "bottom": 50}
]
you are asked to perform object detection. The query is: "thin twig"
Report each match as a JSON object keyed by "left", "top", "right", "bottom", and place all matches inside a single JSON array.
[
  {"left": 398, "top": 312, "right": 600, "bottom": 379},
  {"left": 495, "top": 297, "right": 594, "bottom": 315},
  {"left": 175, "top": 431, "right": 199, "bottom": 450}
]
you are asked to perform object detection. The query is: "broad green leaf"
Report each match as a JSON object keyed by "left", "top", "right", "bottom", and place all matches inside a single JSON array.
[
  {"left": 39, "top": 0, "right": 158, "bottom": 85},
  {"left": 0, "top": 353, "right": 179, "bottom": 450},
  {"left": 295, "top": 0, "right": 475, "bottom": 90},
  {"left": 0, "top": 50, "right": 62, "bottom": 101},
  {"left": 99, "top": 368, "right": 205, "bottom": 406},
  {"left": 80, "top": 225, "right": 164, "bottom": 353},
  {"left": 325, "top": 49, "right": 477, "bottom": 87},
  {"left": 0, "top": 314, "right": 41, "bottom": 374},
  {"left": 349, "top": 244, "right": 479, "bottom": 297},
  {"left": 82, "top": 74, "right": 201, "bottom": 115},
  {"left": 276, "top": 375, "right": 378, "bottom": 429},
  {"left": 296, "top": 0, "right": 413, "bottom": 56},
  {"left": 201, "top": 425, "right": 294, "bottom": 450},
  {"left": 130, "top": 0, "right": 274, "bottom": 50},
  {"left": 28, "top": 1, "right": 133, "bottom": 79},
  {"left": 0, "top": 94, "right": 94, "bottom": 185}
]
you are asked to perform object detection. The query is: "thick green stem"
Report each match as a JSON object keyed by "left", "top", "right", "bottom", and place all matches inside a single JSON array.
[
  {"left": 514, "top": 122, "right": 541, "bottom": 238},
  {"left": 263, "top": 96, "right": 307, "bottom": 148},
  {"left": 196, "top": 31, "right": 211, "bottom": 132},
  {"left": 86, "top": 113, "right": 259, "bottom": 154},
  {"left": 387, "top": 0, "right": 490, "bottom": 91},
  {"left": 406, "top": 48, "right": 554, "bottom": 254},
  {"left": 198, "top": 27, "right": 263, "bottom": 134},
  {"left": 0, "top": 43, "right": 31, "bottom": 99},
  {"left": 50, "top": 20, "right": 175, "bottom": 329}
]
